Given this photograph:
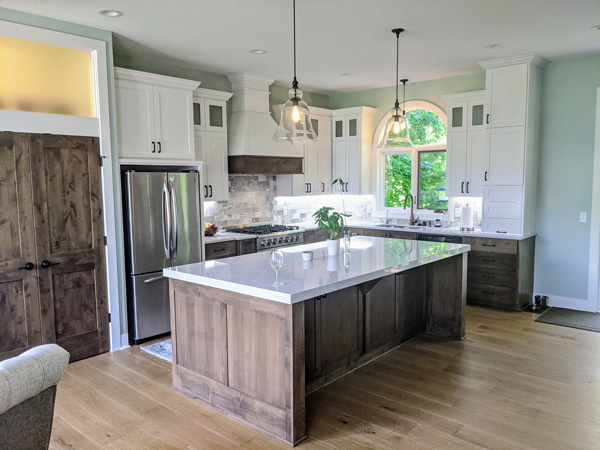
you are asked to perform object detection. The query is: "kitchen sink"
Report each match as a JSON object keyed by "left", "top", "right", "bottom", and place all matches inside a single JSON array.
[{"left": 375, "top": 224, "right": 422, "bottom": 230}]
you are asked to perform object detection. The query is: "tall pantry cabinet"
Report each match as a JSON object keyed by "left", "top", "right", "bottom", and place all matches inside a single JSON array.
[
  {"left": 0, "top": 132, "right": 109, "bottom": 362},
  {"left": 480, "top": 54, "right": 547, "bottom": 236}
]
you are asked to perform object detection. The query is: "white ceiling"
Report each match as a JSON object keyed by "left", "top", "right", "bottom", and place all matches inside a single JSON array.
[{"left": 3, "top": 0, "right": 599, "bottom": 94}]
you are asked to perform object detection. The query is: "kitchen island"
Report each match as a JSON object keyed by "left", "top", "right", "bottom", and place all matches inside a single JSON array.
[{"left": 163, "top": 236, "right": 469, "bottom": 445}]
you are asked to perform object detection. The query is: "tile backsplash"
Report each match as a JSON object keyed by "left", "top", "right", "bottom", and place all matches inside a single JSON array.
[{"left": 203, "top": 175, "right": 373, "bottom": 228}]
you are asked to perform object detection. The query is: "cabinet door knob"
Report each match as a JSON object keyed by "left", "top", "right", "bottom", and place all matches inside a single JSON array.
[
  {"left": 19, "top": 262, "right": 34, "bottom": 271},
  {"left": 152, "top": 141, "right": 156, "bottom": 153}
]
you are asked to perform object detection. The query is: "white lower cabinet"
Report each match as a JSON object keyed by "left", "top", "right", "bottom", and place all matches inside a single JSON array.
[
  {"left": 482, "top": 218, "right": 522, "bottom": 236},
  {"left": 484, "top": 126, "right": 525, "bottom": 186}
]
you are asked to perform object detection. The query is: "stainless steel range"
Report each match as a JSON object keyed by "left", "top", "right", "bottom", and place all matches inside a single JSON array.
[{"left": 226, "top": 224, "right": 305, "bottom": 251}]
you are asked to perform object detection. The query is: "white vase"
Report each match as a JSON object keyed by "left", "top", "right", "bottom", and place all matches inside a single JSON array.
[{"left": 326, "top": 239, "right": 340, "bottom": 256}]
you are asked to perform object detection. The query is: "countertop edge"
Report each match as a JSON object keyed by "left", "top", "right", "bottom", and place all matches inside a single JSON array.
[{"left": 164, "top": 243, "right": 470, "bottom": 305}]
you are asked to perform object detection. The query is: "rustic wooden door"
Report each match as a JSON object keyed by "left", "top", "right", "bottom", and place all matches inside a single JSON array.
[
  {"left": 29, "top": 134, "right": 109, "bottom": 361},
  {"left": 0, "top": 133, "right": 43, "bottom": 361}
]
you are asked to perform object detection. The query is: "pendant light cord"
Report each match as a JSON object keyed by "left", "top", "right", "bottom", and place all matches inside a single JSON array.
[
  {"left": 292, "top": 0, "right": 298, "bottom": 89},
  {"left": 395, "top": 31, "right": 399, "bottom": 109}
]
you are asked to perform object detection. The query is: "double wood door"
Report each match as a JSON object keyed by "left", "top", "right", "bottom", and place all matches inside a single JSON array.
[{"left": 0, "top": 132, "right": 109, "bottom": 362}]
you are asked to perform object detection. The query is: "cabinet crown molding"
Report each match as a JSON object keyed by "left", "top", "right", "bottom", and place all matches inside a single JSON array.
[
  {"left": 227, "top": 73, "right": 275, "bottom": 92},
  {"left": 442, "top": 90, "right": 486, "bottom": 103},
  {"left": 114, "top": 68, "right": 200, "bottom": 90},
  {"left": 479, "top": 53, "right": 548, "bottom": 70},
  {"left": 194, "top": 88, "right": 233, "bottom": 101},
  {"left": 332, "top": 106, "right": 377, "bottom": 117}
]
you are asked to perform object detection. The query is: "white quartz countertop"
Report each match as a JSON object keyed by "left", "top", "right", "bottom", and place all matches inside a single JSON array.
[
  {"left": 164, "top": 236, "right": 470, "bottom": 304},
  {"left": 204, "top": 232, "right": 257, "bottom": 243},
  {"left": 295, "top": 220, "right": 535, "bottom": 240}
]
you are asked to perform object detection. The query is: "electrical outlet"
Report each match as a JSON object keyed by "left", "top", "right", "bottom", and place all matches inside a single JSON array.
[{"left": 580, "top": 212, "right": 587, "bottom": 223}]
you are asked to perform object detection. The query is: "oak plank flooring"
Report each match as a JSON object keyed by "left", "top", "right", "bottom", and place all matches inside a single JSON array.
[{"left": 50, "top": 306, "right": 600, "bottom": 449}]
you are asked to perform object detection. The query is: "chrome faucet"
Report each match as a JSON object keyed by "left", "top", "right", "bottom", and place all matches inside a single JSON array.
[
  {"left": 383, "top": 209, "right": 392, "bottom": 224},
  {"left": 403, "top": 194, "right": 419, "bottom": 225}
]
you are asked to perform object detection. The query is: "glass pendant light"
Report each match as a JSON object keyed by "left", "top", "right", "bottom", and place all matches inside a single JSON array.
[
  {"left": 273, "top": 0, "right": 318, "bottom": 142},
  {"left": 380, "top": 28, "right": 413, "bottom": 148}
]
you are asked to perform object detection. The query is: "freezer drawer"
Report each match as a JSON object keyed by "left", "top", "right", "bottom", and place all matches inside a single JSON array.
[{"left": 130, "top": 272, "right": 170, "bottom": 342}]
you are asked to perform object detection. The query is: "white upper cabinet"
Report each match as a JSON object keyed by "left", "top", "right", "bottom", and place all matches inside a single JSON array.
[
  {"left": 330, "top": 106, "right": 376, "bottom": 195},
  {"left": 115, "top": 68, "right": 199, "bottom": 161},
  {"left": 484, "top": 63, "right": 528, "bottom": 128},
  {"left": 193, "top": 88, "right": 233, "bottom": 202},
  {"left": 276, "top": 109, "right": 333, "bottom": 196},
  {"left": 443, "top": 91, "right": 486, "bottom": 198}
]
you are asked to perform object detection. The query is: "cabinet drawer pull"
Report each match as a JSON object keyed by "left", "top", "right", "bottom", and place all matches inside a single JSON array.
[
  {"left": 209, "top": 185, "right": 213, "bottom": 198},
  {"left": 204, "top": 185, "right": 208, "bottom": 197},
  {"left": 482, "top": 274, "right": 496, "bottom": 279},
  {"left": 496, "top": 231, "right": 507, "bottom": 234},
  {"left": 486, "top": 114, "right": 490, "bottom": 124},
  {"left": 482, "top": 258, "right": 496, "bottom": 262},
  {"left": 482, "top": 290, "right": 495, "bottom": 295},
  {"left": 485, "top": 171, "right": 488, "bottom": 181},
  {"left": 152, "top": 141, "right": 156, "bottom": 153},
  {"left": 308, "top": 183, "right": 312, "bottom": 193},
  {"left": 322, "top": 182, "right": 325, "bottom": 192},
  {"left": 213, "top": 247, "right": 226, "bottom": 252},
  {"left": 466, "top": 182, "right": 470, "bottom": 193},
  {"left": 157, "top": 142, "right": 162, "bottom": 153},
  {"left": 482, "top": 243, "right": 496, "bottom": 247},
  {"left": 461, "top": 181, "right": 464, "bottom": 194}
]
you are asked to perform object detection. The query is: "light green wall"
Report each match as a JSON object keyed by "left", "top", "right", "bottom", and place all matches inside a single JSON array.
[
  {"left": 328, "top": 72, "right": 486, "bottom": 127},
  {"left": 114, "top": 54, "right": 232, "bottom": 92},
  {"left": 270, "top": 84, "right": 330, "bottom": 109},
  {"left": 534, "top": 54, "right": 600, "bottom": 301},
  {"left": 1, "top": 7, "right": 129, "bottom": 334}
]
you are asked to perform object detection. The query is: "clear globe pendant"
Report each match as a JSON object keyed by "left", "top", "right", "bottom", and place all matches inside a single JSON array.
[
  {"left": 273, "top": 87, "right": 318, "bottom": 142},
  {"left": 380, "top": 112, "right": 413, "bottom": 148}
]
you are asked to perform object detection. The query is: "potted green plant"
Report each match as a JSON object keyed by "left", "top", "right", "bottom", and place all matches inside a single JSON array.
[{"left": 312, "top": 206, "right": 350, "bottom": 256}]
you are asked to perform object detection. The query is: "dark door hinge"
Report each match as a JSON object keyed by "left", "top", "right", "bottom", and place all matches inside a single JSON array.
[
  {"left": 108, "top": 313, "right": 111, "bottom": 323},
  {"left": 104, "top": 236, "right": 108, "bottom": 246},
  {"left": 100, "top": 155, "right": 107, "bottom": 166}
]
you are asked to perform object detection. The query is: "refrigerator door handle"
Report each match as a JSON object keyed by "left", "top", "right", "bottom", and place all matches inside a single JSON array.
[
  {"left": 162, "top": 181, "right": 171, "bottom": 260},
  {"left": 169, "top": 180, "right": 178, "bottom": 260}
]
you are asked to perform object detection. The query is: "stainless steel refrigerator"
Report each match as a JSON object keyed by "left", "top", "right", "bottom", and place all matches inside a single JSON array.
[{"left": 123, "top": 170, "right": 202, "bottom": 344}]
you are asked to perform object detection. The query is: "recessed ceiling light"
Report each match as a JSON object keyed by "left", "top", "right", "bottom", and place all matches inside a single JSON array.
[
  {"left": 98, "top": 9, "right": 123, "bottom": 17},
  {"left": 591, "top": 25, "right": 600, "bottom": 31},
  {"left": 249, "top": 49, "right": 267, "bottom": 54},
  {"left": 484, "top": 43, "right": 503, "bottom": 50},
  {"left": 339, "top": 73, "right": 353, "bottom": 77}
]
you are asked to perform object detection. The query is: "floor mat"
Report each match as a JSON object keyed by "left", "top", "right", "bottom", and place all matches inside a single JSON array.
[
  {"left": 535, "top": 307, "right": 600, "bottom": 332},
  {"left": 140, "top": 339, "right": 172, "bottom": 362}
]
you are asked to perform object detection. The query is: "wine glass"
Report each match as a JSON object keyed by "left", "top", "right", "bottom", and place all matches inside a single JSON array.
[{"left": 270, "top": 250, "right": 284, "bottom": 287}]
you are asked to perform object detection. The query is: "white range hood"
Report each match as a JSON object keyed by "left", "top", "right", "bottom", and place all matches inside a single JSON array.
[{"left": 227, "top": 73, "right": 303, "bottom": 174}]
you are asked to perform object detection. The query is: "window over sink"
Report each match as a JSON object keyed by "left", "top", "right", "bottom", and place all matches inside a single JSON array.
[{"left": 377, "top": 102, "right": 448, "bottom": 214}]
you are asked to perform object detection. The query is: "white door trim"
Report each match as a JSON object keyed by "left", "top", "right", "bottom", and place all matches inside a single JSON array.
[
  {"left": 590, "top": 87, "right": 600, "bottom": 311},
  {"left": 0, "top": 21, "right": 122, "bottom": 351}
]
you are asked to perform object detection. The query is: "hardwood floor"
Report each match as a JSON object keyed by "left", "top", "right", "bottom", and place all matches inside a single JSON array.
[{"left": 50, "top": 306, "right": 600, "bottom": 449}]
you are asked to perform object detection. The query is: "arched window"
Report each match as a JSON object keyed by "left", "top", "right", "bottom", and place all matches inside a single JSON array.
[{"left": 374, "top": 101, "right": 448, "bottom": 215}]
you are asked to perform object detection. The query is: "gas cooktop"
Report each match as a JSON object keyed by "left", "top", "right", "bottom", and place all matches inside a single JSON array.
[
  {"left": 226, "top": 224, "right": 301, "bottom": 236},
  {"left": 225, "top": 224, "right": 305, "bottom": 250}
]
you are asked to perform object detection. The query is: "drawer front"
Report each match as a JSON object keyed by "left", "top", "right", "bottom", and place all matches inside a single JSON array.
[
  {"left": 484, "top": 186, "right": 523, "bottom": 202},
  {"left": 363, "top": 229, "right": 388, "bottom": 238},
  {"left": 482, "top": 218, "right": 522, "bottom": 236},
  {"left": 205, "top": 240, "right": 237, "bottom": 260},
  {"left": 388, "top": 231, "right": 417, "bottom": 240},
  {"left": 468, "top": 282, "right": 516, "bottom": 306},
  {"left": 468, "top": 267, "right": 517, "bottom": 288},
  {"left": 462, "top": 237, "right": 518, "bottom": 254},
  {"left": 483, "top": 201, "right": 522, "bottom": 220},
  {"left": 469, "top": 251, "right": 517, "bottom": 271},
  {"left": 305, "top": 229, "right": 329, "bottom": 244},
  {"left": 237, "top": 238, "right": 257, "bottom": 255}
]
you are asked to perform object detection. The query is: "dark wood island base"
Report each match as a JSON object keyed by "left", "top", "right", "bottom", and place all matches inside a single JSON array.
[{"left": 168, "top": 253, "right": 467, "bottom": 445}]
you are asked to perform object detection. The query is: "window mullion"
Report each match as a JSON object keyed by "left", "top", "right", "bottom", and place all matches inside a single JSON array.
[{"left": 411, "top": 148, "right": 419, "bottom": 206}]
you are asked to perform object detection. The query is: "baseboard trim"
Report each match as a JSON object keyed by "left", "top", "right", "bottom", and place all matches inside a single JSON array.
[
  {"left": 120, "top": 333, "right": 130, "bottom": 350},
  {"left": 535, "top": 293, "right": 596, "bottom": 312}
]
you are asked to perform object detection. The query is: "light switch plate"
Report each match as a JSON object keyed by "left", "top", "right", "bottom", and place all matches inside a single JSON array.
[{"left": 580, "top": 212, "right": 587, "bottom": 223}]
